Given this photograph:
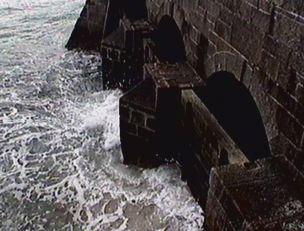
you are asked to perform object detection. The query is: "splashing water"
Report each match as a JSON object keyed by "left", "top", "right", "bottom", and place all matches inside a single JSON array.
[{"left": 0, "top": 0, "right": 204, "bottom": 230}]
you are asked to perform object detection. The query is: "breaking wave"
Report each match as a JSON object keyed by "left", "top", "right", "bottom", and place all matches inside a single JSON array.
[{"left": 0, "top": 0, "right": 204, "bottom": 230}]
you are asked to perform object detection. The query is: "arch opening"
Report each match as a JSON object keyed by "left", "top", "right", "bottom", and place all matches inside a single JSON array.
[
  {"left": 103, "top": 0, "right": 147, "bottom": 37},
  {"left": 153, "top": 15, "right": 186, "bottom": 64},
  {"left": 123, "top": 0, "right": 148, "bottom": 22},
  {"left": 200, "top": 71, "right": 271, "bottom": 161}
]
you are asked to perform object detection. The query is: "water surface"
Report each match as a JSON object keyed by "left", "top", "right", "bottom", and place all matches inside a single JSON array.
[{"left": 0, "top": 0, "right": 204, "bottom": 230}]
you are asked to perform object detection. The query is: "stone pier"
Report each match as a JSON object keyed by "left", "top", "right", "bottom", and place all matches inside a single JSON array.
[{"left": 67, "top": 0, "right": 304, "bottom": 229}]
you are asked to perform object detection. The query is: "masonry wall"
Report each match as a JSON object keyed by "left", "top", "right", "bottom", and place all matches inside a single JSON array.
[
  {"left": 179, "top": 89, "right": 248, "bottom": 205},
  {"left": 66, "top": 0, "right": 108, "bottom": 50},
  {"left": 119, "top": 78, "right": 161, "bottom": 167},
  {"left": 205, "top": 155, "right": 304, "bottom": 230},
  {"left": 67, "top": 0, "right": 304, "bottom": 229},
  {"left": 146, "top": 0, "right": 304, "bottom": 171}
]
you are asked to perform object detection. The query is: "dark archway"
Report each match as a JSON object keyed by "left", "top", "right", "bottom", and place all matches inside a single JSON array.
[
  {"left": 199, "top": 71, "right": 271, "bottom": 161},
  {"left": 123, "top": 0, "right": 148, "bottom": 22},
  {"left": 103, "top": 0, "right": 148, "bottom": 38},
  {"left": 153, "top": 15, "right": 187, "bottom": 63}
]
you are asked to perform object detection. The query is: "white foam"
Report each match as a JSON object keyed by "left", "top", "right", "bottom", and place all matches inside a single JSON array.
[
  {"left": 0, "top": 0, "right": 205, "bottom": 229},
  {"left": 78, "top": 90, "right": 122, "bottom": 150}
]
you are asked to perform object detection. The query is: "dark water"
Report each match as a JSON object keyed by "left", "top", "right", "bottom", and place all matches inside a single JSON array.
[{"left": 0, "top": 0, "right": 203, "bottom": 230}]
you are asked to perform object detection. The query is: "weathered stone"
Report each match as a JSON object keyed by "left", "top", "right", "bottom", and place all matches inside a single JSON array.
[
  {"left": 296, "top": 83, "right": 304, "bottom": 105},
  {"left": 258, "top": 49, "right": 280, "bottom": 80},
  {"left": 144, "top": 62, "right": 204, "bottom": 91},
  {"left": 119, "top": 78, "right": 160, "bottom": 167},
  {"left": 130, "top": 110, "right": 145, "bottom": 127},
  {"left": 206, "top": 156, "right": 304, "bottom": 231},
  {"left": 231, "top": 16, "right": 264, "bottom": 64},
  {"left": 181, "top": 89, "right": 248, "bottom": 168},
  {"left": 66, "top": 0, "right": 109, "bottom": 50},
  {"left": 249, "top": 68, "right": 279, "bottom": 141},
  {"left": 273, "top": 10, "right": 303, "bottom": 51},
  {"left": 215, "top": 19, "right": 232, "bottom": 42},
  {"left": 276, "top": 106, "right": 304, "bottom": 147},
  {"left": 270, "top": 133, "right": 301, "bottom": 161},
  {"left": 262, "top": 35, "right": 292, "bottom": 66},
  {"left": 100, "top": 18, "right": 154, "bottom": 91},
  {"left": 68, "top": 0, "right": 304, "bottom": 230}
]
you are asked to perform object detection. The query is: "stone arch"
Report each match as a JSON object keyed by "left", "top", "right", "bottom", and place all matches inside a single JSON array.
[
  {"left": 205, "top": 51, "right": 245, "bottom": 81},
  {"left": 152, "top": 15, "right": 187, "bottom": 63},
  {"left": 149, "top": 1, "right": 173, "bottom": 23},
  {"left": 199, "top": 71, "right": 271, "bottom": 161}
]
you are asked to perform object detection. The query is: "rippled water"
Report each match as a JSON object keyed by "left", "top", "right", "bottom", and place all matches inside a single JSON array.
[{"left": 0, "top": 0, "right": 204, "bottom": 230}]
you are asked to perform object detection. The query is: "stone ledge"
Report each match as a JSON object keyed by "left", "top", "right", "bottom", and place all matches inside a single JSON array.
[
  {"left": 144, "top": 62, "right": 205, "bottom": 90},
  {"left": 205, "top": 156, "right": 304, "bottom": 230}
]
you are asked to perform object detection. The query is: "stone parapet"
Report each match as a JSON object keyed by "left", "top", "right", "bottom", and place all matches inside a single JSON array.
[{"left": 206, "top": 156, "right": 304, "bottom": 230}]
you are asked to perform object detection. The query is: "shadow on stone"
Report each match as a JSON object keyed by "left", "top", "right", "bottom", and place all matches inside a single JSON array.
[
  {"left": 152, "top": 15, "right": 186, "bottom": 64},
  {"left": 200, "top": 71, "right": 271, "bottom": 161}
]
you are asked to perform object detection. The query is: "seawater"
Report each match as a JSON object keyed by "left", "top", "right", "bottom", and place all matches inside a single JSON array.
[{"left": 0, "top": 0, "right": 204, "bottom": 230}]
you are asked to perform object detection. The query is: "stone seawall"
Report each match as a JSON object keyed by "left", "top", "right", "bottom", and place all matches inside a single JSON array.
[{"left": 67, "top": 0, "right": 304, "bottom": 230}]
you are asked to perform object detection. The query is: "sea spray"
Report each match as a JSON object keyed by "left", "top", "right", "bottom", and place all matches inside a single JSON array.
[{"left": 0, "top": 0, "right": 204, "bottom": 230}]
